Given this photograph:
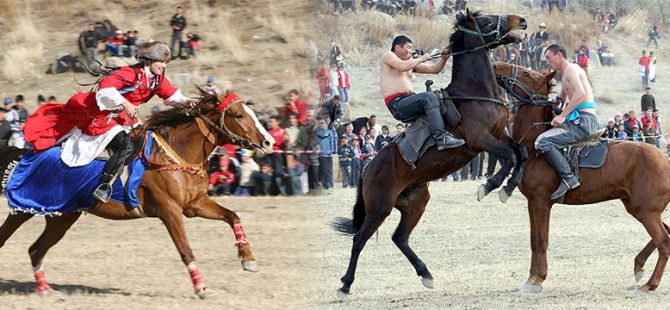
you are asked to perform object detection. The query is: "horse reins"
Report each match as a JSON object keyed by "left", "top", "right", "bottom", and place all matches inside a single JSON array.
[
  {"left": 497, "top": 64, "right": 556, "bottom": 143},
  {"left": 191, "top": 103, "right": 262, "bottom": 151}
]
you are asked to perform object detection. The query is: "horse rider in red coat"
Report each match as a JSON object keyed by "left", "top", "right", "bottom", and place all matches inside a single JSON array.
[{"left": 24, "top": 41, "right": 196, "bottom": 206}]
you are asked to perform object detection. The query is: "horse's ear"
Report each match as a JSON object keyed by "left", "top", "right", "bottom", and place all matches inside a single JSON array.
[
  {"left": 193, "top": 84, "right": 219, "bottom": 106},
  {"left": 544, "top": 69, "right": 557, "bottom": 81},
  {"left": 466, "top": 8, "right": 475, "bottom": 21}
]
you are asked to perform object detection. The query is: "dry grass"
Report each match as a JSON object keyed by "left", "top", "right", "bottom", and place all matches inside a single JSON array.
[{"left": 616, "top": 9, "right": 650, "bottom": 36}]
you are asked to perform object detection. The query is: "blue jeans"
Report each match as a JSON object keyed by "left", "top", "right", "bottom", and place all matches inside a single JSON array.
[
  {"left": 318, "top": 156, "right": 334, "bottom": 189},
  {"left": 329, "top": 84, "right": 339, "bottom": 98},
  {"left": 339, "top": 87, "right": 350, "bottom": 103},
  {"left": 340, "top": 160, "right": 352, "bottom": 188}
]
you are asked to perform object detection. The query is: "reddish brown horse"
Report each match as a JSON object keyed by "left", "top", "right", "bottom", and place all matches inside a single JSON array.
[
  {"left": 331, "top": 10, "right": 528, "bottom": 296},
  {"left": 494, "top": 62, "right": 670, "bottom": 295},
  {"left": 0, "top": 89, "right": 274, "bottom": 298}
]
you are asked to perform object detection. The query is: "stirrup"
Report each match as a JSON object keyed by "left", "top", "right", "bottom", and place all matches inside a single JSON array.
[{"left": 92, "top": 183, "right": 113, "bottom": 203}]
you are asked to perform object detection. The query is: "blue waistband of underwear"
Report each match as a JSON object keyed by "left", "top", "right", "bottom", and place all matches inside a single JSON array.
[{"left": 566, "top": 101, "right": 596, "bottom": 121}]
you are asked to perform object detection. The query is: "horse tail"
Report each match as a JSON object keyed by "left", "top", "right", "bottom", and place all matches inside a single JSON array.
[
  {"left": 331, "top": 176, "right": 366, "bottom": 236},
  {"left": 0, "top": 146, "right": 28, "bottom": 192}
]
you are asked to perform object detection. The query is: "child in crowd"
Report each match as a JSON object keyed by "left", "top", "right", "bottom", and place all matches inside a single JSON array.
[
  {"left": 208, "top": 163, "right": 235, "bottom": 196},
  {"left": 630, "top": 125, "right": 643, "bottom": 142},
  {"left": 616, "top": 124, "right": 628, "bottom": 141},
  {"left": 644, "top": 120, "right": 658, "bottom": 145},
  {"left": 351, "top": 137, "right": 362, "bottom": 186},
  {"left": 338, "top": 136, "right": 354, "bottom": 188}
]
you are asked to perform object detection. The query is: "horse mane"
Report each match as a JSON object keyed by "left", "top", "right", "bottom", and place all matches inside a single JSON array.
[
  {"left": 144, "top": 86, "right": 222, "bottom": 133},
  {"left": 448, "top": 10, "right": 483, "bottom": 51}
]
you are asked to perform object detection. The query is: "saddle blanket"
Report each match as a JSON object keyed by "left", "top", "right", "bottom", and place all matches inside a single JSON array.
[{"left": 4, "top": 131, "right": 154, "bottom": 216}]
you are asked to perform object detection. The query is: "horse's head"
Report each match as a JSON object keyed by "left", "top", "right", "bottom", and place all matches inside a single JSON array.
[
  {"left": 195, "top": 87, "right": 274, "bottom": 156},
  {"left": 451, "top": 9, "right": 527, "bottom": 52},
  {"left": 493, "top": 62, "right": 556, "bottom": 100}
]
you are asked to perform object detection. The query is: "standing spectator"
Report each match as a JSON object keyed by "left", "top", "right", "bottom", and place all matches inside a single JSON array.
[
  {"left": 361, "top": 135, "right": 376, "bottom": 168},
  {"left": 641, "top": 87, "right": 656, "bottom": 112},
  {"left": 577, "top": 48, "right": 589, "bottom": 76},
  {"left": 639, "top": 50, "right": 651, "bottom": 89},
  {"left": 531, "top": 23, "right": 549, "bottom": 44},
  {"left": 602, "top": 119, "right": 616, "bottom": 140},
  {"left": 208, "top": 163, "right": 235, "bottom": 196},
  {"left": 3, "top": 98, "right": 21, "bottom": 148},
  {"left": 375, "top": 125, "right": 393, "bottom": 150},
  {"left": 235, "top": 149, "right": 259, "bottom": 196},
  {"left": 367, "top": 115, "right": 382, "bottom": 135},
  {"left": 0, "top": 108, "right": 11, "bottom": 147},
  {"left": 539, "top": 40, "right": 550, "bottom": 71},
  {"left": 578, "top": 39, "right": 590, "bottom": 60},
  {"left": 519, "top": 33, "right": 531, "bottom": 68},
  {"left": 341, "top": 122, "right": 356, "bottom": 142},
  {"left": 319, "top": 95, "right": 344, "bottom": 127},
  {"left": 649, "top": 51, "right": 657, "bottom": 84},
  {"left": 329, "top": 40, "right": 341, "bottom": 67},
  {"left": 654, "top": 109, "right": 663, "bottom": 148},
  {"left": 338, "top": 64, "right": 351, "bottom": 120},
  {"left": 285, "top": 89, "right": 308, "bottom": 126},
  {"left": 285, "top": 114, "right": 308, "bottom": 156},
  {"left": 314, "top": 118, "right": 338, "bottom": 190},
  {"left": 267, "top": 116, "right": 288, "bottom": 196},
  {"left": 328, "top": 64, "right": 340, "bottom": 99},
  {"left": 338, "top": 136, "right": 354, "bottom": 188},
  {"left": 641, "top": 109, "right": 658, "bottom": 130},
  {"left": 648, "top": 25, "right": 660, "bottom": 48},
  {"left": 459, "top": 155, "right": 481, "bottom": 181},
  {"left": 624, "top": 110, "right": 640, "bottom": 136},
  {"left": 170, "top": 6, "right": 187, "bottom": 60},
  {"left": 315, "top": 63, "right": 329, "bottom": 104},
  {"left": 82, "top": 23, "right": 100, "bottom": 66},
  {"left": 351, "top": 138, "right": 362, "bottom": 186}
]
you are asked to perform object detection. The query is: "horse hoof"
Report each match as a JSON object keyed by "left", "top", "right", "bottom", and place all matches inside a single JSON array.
[
  {"left": 499, "top": 189, "right": 511, "bottom": 203},
  {"left": 421, "top": 277, "right": 434, "bottom": 289},
  {"left": 242, "top": 260, "right": 260, "bottom": 272},
  {"left": 628, "top": 288, "right": 649, "bottom": 298},
  {"left": 520, "top": 282, "right": 543, "bottom": 293},
  {"left": 477, "top": 185, "right": 488, "bottom": 201},
  {"left": 634, "top": 271, "right": 645, "bottom": 284},
  {"left": 36, "top": 285, "right": 58, "bottom": 296},
  {"left": 337, "top": 288, "right": 350, "bottom": 299},
  {"left": 195, "top": 287, "right": 218, "bottom": 299}
]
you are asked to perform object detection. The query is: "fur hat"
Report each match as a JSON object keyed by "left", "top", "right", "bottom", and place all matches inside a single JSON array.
[{"left": 136, "top": 41, "right": 171, "bottom": 63}]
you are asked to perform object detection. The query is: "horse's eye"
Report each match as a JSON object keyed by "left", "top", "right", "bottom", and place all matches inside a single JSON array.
[{"left": 235, "top": 114, "right": 244, "bottom": 119}]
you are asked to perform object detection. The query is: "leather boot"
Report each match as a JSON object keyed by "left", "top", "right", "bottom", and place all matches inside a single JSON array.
[
  {"left": 426, "top": 106, "right": 465, "bottom": 150},
  {"left": 542, "top": 147, "right": 580, "bottom": 200},
  {"left": 92, "top": 173, "right": 116, "bottom": 203}
]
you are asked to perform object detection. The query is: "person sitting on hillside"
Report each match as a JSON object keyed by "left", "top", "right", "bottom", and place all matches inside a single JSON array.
[
  {"left": 381, "top": 35, "right": 464, "bottom": 150},
  {"left": 184, "top": 33, "right": 202, "bottom": 58},
  {"left": 105, "top": 31, "right": 125, "bottom": 56},
  {"left": 24, "top": 42, "right": 195, "bottom": 209}
]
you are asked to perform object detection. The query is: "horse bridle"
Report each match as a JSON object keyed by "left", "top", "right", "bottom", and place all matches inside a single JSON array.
[
  {"left": 495, "top": 64, "right": 557, "bottom": 142},
  {"left": 192, "top": 103, "right": 263, "bottom": 151},
  {"left": 450, "top": 15, "right": 510, "bottom": 57}
]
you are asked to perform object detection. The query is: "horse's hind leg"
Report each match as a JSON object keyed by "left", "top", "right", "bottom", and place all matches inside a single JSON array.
[
  {"left": 185, "top": 196, "right": 258, "bottom": 272},
  {"left": 0, "top": 212, "right": 33, "bottom": 248},
  {"left": 633, "top": 222, "right": 670, "bottom": 284},
  {"left": 632, "top": 213, "right": 670, "bottom": 294},
  {"left": 339, "top": 198, "right": 393, "bottom": 296},
  {"left": 500, "top": 138, "right": 528, "bottom": 202},
  {"left": 392, "top": 184, "right": 433, "bottom": 288},
  {"left": 28, "top": 212, "right": 81, "bottom": 295}
]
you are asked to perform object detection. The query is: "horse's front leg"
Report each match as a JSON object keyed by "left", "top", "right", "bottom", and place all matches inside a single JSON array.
[
  {"left": 184, "top": 196, "right": 258, "bottom": 272},
  {"left": 500, "top": 137, "right": 528, "bottom": 202},
  {"left": 463, "top": 131, "right": 517, "bottom": 201},
  {"left": 159, "top": 208, "right": 217, "bottom": 299}
]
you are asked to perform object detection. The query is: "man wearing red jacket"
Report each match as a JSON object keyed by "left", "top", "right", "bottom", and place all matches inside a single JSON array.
[
  {"left": 208, "top": 164, "right": 236, "bottom": 196},
  {"left": 24, "top": 42, "right": 194, "bottom": 205},
  {"left": 639, "top": 50, "right": 651, "bottom": 89},
  {"left": 267, "top": 116, "right": 288, "bottom": 195},
  {"left": 284, "top": 89, "right": 308, "bottom": 126}
]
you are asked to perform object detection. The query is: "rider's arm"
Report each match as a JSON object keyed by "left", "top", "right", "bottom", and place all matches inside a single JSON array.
[
  {"left": 382, "top": 51, "right": 430, "bottom": 72},
  {"left": 96, "top": 67, "right": 135, "bottom": 111},
  {"left": 415, "top": 49, "right": 449, "bottom": 74}
]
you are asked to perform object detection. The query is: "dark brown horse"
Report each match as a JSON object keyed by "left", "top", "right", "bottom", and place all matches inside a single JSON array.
[
  {"left": 493, "top": 62, "right": 670, "bottom": 296},
  {"left": 331, "top": 10, "right": 527, "bottom": 296},
  {"left": 0, "top": 89, "right": 275, "bottom": 298}
]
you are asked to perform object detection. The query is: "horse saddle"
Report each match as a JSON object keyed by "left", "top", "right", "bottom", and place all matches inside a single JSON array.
[
  {"left": 565, "top": 128, "right": 609, "bottom": 180},
  {"left": 394, "top": 96, "right": 461, "bottom": 169}
]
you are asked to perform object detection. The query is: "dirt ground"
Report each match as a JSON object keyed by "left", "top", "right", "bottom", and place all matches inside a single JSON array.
[{"left": 3, "top": 181, "right": 670, "bottom": 309}]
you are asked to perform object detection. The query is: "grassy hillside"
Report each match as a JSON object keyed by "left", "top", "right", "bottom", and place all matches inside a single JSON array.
[{"left": 0, "top": 0, "right": 315, "bottom": 114}]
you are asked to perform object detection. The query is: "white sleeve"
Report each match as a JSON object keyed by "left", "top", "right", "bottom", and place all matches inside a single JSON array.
[
  {"left": 164, "top": 89, "right": 191, "bottom": 106},
  {"left": 96, "top": 87, "right": 126, "bottom": 111}
]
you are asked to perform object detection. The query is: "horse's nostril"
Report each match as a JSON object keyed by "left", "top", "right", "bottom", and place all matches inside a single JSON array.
[{"left": 263, "top": 140, "right": 272, "bottom": 148}]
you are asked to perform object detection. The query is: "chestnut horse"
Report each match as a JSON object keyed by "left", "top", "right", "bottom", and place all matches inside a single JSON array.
[
  {"left": 0, "top": 89, "right": 274, "bottom": 298},
  {"left": 331, "top": 10, "right": 528, "bottom": 296},
  {"left": 493, "top": 62, "right": 670, "bottom": 295}
]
